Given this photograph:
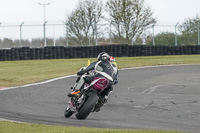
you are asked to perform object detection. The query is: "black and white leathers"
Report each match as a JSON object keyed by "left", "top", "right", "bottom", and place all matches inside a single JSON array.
[{"left": 82, "top": 59, "right": 116, "bottom": 83}]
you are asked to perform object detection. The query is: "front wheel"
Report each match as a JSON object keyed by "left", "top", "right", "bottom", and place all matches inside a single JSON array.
[
  {"left": 64, "top": 106, "right": 74, "bottom": 118},
  {"left": 76, "top": 91, "right": 98, "bottom": 120}
]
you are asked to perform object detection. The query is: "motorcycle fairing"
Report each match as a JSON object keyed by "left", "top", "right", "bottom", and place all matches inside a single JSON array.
[{"left": 89, "top": 77, "right": 109, "bottom": 92}]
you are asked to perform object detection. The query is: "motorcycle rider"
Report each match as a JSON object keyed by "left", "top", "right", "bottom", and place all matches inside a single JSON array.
[{"left": 68, "top": 52, "right": 118, "bottom": 100}]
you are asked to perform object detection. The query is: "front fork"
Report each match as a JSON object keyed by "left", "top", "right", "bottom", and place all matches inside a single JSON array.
[
  {"left": 68, "top": 93, "right": 86, "bottom": 113},
  {"left": 67, "top": 98, "right": 77, "bottom": 112}
]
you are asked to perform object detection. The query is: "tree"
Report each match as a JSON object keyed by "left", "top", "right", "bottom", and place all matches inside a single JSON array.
[
  {"left": 146, "top": 32, "right": 178, "bottom": 46},
  {"left": 1, "top": 38, "right": 14, "bottom": 48},
  {"left": 65, "top": 0, "right": 104, "bottom": 46},
  {"left": 178, "top": 14, "right": 200, "bottom": 45},
  {"left": 179, "top": 14, "right": 200, "bottom": 34},
  {"left": 106, "top": 0, "right": 156, "bottom": 44}
]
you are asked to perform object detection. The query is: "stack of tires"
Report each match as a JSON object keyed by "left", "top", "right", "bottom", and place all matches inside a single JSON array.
[
  {"left": 64, "top": 47, "right": 70, "bottom": 59},
  {"left": 197, "top": 46, "right": 200, "bottom": 54},
  {"left": 11, "top": 48, "right": 20, "bottom": 60},
  {"left": 55, "top": 46, "right": 65, "bottom": 59},
  {"left": 0, "top": 49, "right": 3, "bottom": 61},
  {"left": 1, "top": 49, "right": 9, "bottom": 61},
  {"left": 69, "top": 47, "right": 74, "bottom": 58},
  {"left": 1, "top": 45, "right": 200, "bottom": 62}
]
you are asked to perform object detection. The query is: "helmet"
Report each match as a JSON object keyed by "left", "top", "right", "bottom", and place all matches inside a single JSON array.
[
  {"left": 97, "top": 52, "right": 110, "bottom": 61},
  {"left": 109, "top": 56, "right": 115, "bottom": 62}
]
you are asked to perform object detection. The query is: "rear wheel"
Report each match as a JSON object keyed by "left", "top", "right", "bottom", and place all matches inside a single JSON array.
[{"left": 75, "top": 92, "right": 98, "bottom": 120}]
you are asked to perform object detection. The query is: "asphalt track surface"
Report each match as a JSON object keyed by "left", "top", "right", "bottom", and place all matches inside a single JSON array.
[{"left": 0, "top": 64, "right": 200, "bottom": 132}]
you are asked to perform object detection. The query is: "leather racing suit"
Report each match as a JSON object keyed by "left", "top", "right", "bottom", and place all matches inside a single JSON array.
[{"left": 75, "top": 59, "right": 118, "bottom": 96}]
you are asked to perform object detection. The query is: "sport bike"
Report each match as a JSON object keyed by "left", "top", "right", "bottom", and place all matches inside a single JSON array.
[{"left": 64, "top": 74, "right": 110, "bottom": 120}]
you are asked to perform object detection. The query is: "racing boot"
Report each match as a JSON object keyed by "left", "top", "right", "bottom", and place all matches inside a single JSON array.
[
  {"left": 67, "top": 90, "right": 81, "bottom": 97},
  {"left": 93, "top": 95, "right": 108, "bottom": 112},
  {"left": 68, "top": 76, "right": 85, "bottom": 97}
]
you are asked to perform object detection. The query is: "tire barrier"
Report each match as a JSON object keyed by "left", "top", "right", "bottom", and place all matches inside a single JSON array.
[{"left": 1, "top": 45, "right": 200, "bottom": 61}]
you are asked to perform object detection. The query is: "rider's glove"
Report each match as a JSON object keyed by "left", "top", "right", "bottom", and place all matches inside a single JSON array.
[
  {"left": 77, "top": 71, "right": 84, "bottom": 75},
  {"left": 114, "top": 80, "right": 118, "bottom": 85}
]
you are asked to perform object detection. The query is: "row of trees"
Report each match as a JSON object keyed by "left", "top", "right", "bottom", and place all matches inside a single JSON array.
[
  {"left": 0, "top": 38, "right": 67, "bottom": 49},
  {"left": 65, "top": 0, "right": 200, "bottom": 46},
  {"left": 65, "top": 0, "right": 156, "bottom": 46},
  {"left": 146, "top": 14, "right": 200, "bottom": 46}
]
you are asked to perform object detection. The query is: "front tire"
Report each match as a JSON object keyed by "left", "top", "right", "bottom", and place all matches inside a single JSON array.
[
  {"left": 64, "top": 107, "right": 74, "bottom": 118},
  {"left": 76, "top": 91, "right": 98, "bottom": 120}
]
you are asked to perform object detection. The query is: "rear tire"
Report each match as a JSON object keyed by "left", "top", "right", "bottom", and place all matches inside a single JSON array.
[{"left": 76, "top": 92, "right": 98, "bottom": 120}]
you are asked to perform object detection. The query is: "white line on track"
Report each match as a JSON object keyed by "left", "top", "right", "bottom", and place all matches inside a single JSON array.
[
  {"left": 1, "top": 64, "right": 199, "bottom": 92},
  {"left": 119, "top": 63, "right": 200, "bottom": 70},
  {"left": 141, "top": 85, "right": 163, "bottom": 93},
  {"left": 0, "top": 118, "right": 24, "bottom": 123},
  {"left": 0, "top": 75, "right": 76, "bottom": 91}
]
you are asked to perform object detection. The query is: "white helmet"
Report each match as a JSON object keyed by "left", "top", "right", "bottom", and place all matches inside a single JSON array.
[{"left": 97, "top": 52, "right": 110, "bottom": 61}]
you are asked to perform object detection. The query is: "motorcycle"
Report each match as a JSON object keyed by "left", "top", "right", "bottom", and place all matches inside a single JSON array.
[{"left": 64, "top": 73, "right": 111, "bottom": 120}]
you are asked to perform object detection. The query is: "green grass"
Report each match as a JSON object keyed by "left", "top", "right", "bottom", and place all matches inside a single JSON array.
[
  {"left": 1, "top": 55, "right": 200, "bottom": 87},
  {"left": 0, "top": 58, "right": 90, "bottom": 87},
  {"left": 0, "top": 121, "right": 183, "bottom": 133}
]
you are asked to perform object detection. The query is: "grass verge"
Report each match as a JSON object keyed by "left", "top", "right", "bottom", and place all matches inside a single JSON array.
[
  {"left": 0, "top": 121, "right": 183, "bottom": 133},
  {"left": 1, "top": 55, "right": 200, "bottom": 87}
]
